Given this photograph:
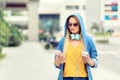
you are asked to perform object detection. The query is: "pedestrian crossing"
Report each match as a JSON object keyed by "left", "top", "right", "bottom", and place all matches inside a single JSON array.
[
  {"left": 98, "top": 49, "right": 120, "bottom": 58},
  {"left": 92, "top": 65, "right": 120, "bottom": 80}
]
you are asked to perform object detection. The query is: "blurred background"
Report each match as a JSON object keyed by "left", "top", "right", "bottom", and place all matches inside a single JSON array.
[{"left": 0, "top": 0, "right": 120, "bottom": 80}]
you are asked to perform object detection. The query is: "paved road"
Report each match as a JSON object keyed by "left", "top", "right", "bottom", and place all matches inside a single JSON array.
[
  {"left": 96, "top": 43, "right": 120, "bottom": 73},
  {"left": 0, "top": 42, "right": 119, "bottom": 80},
  {"left": 0, "top": 42, "right": 58, "bottom": 80}
]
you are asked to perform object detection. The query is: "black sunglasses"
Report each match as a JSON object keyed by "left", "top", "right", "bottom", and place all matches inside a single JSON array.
[{"left": 68, "top": 23, "right": 79, "bottom": 27}]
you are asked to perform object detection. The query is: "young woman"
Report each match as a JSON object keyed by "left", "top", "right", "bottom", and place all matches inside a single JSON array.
[{"left": 54, "top": 13, "right": 98, "bottom": 80}]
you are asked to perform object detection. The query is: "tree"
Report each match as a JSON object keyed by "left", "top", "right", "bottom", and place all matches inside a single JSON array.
[
  {"left": 8, "top": 25, "right": 23, "bottom": 46},
  {"left": 0, "top": 9, "right": 10, "bottom": 60},
  {"left": 0, "top": 9, "right": 11, "bottom": 46},
  {"left": 90, "top": 22, "right": 100, "bottom": 33}
]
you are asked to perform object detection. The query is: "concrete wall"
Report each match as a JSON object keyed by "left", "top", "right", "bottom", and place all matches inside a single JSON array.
[
  {"left": 38, "top": 3, "right": 61, "bottom": 14},
  {"left": 86, "top": 0, "right": 101, "bottom": 30},
  {"left": 60, "top": 0, "right": 86, "bottom": 31},
  {"left": 27, "top": 1, "right": 39, "bottom": 41}
]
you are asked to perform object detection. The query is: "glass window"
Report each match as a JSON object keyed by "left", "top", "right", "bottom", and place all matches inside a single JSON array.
[{"left": 66, "top": 5, "right": 79, "bottom": 10}]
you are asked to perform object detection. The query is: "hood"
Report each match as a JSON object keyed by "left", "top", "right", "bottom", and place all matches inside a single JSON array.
[
  {"left": 64, "top": 13, "right": 87, "bottom": 37},
  {"left": 64, "top": 13, "right": 88, "bottom": 51}
]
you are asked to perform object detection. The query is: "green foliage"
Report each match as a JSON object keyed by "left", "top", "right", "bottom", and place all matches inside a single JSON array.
[
  {"left": 0, "top": 9, "right": 8, "bottom": 60},
  {"left": 91, "top": 22, "right": 100, "bottom": 32},
  {"left": 0, "top": 52, "right": 6, "bottom": 61},
  {"left": 0, "top": 9, "right": 23, "bottom": 61},
  {"left": 0, "top": 23, "right": 11, "bottom": 46},
  {"left": 0, "top": 9, "right": 11, "bottom": 46},
  {"left": 39, "top": 33, "right": 47, "bottom": 42},
  {"left": 8, "top": 25, "right": 23, "bottom": 46},
  {"left": 94, "top": 32, "right": 110, "bottom": 36},
  {"left": 0, "top": 9, "right": 23, "bottom": 47},
  {"left": 0, "top": 9, "right": 5, "bottom": 22},
  {"left": 0, "top": 44, "right": 6, "bottom": 60},
  {"left": 0, "top": 45, "right": 2, "bottom": 53},
  {"left": 11, "top": 11, "right": 22, "bottom": 16}
]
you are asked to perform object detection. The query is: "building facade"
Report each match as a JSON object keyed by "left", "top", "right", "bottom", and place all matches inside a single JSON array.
[
  {"left": 60, "top": 0, "right": 86, "bottom": 31},
  {"left": 0, "top": 0, "right": 39, "bottom": 41},
  {"left": 1, "top": 0, "right": 120, "bottom": 41},
  {"left": 101, "top": 0, "right": 120, "bottom": 31},
  {"left": 38, "top": 0, "right": 86, "bottom": 40}
]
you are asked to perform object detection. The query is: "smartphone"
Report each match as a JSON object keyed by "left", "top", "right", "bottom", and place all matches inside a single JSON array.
[{"left": 82, "top": 51, "right": 89, "bottom": 57}]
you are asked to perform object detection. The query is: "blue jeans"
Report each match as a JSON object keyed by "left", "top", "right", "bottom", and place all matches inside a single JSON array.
[{"left": 63, "top": 77, "right": 88, "bottom": 80}]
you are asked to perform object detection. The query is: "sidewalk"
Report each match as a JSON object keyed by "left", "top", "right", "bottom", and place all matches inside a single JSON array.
[
  {"left": 0, "top": 42, "right": 58, "bottom": 80},
  {"left": 0, "top": 42, "right": 119, "bottom": 80},
  {"left": 92, "top": 65, "right": 120, "bottom": 80}
]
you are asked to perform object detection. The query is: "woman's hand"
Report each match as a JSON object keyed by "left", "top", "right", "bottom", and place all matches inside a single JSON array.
[
  {"left": 82, "top": 54, "right": 95, "bottom": 66},
  {"left": 55, "top": 53, "right": 65, "bottom": 67}
]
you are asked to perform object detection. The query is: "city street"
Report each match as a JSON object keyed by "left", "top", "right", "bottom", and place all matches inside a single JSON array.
[
  {"left": 0, "top": 0, "right": 120, "bottom": 80},
  {"left": 0, "top": 42, "right": 58, "bottom": 80},
  {"left": 0, "top": 42, "right": 120, "bottom": 80},
  {"left": 96, "top": 43, "right": 120, "bottom": 74}
]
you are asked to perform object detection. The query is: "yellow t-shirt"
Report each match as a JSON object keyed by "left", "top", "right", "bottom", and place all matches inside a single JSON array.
[{"left": 63, "top": 41, "right": 88, "bottom": 77}]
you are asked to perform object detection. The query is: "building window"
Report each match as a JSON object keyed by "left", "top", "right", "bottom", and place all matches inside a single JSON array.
[
  {"left": 11, "top": 10, "right": 27, "bottom": 16},
  {"left": 39, "top": 14, "right": 60, "bottom": 41},
  {"left": 105, "top": 15, "right": 118, "bottom": 20},
  {"left": 66, "top": 5, "right": 79, "bottom": 10},
  {"left": 104, "top": 1, "right": 118, "bottom": 12},
  {"left": 104, "top": 1, "right": 118, "bottom": 21}
]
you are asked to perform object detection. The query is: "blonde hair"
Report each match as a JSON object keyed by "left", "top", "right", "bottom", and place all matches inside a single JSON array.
[
  {"left": 63, "top": 15, "right": 85, "bottom": 54},
  {"left": 63, "top": 30, "right": 70, "bottom": 54},
  {"left": 63, "top": 29, "right": 85, "bottom": 54}
]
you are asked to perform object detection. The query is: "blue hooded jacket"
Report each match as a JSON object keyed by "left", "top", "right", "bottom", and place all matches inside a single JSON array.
[{"left": 56, "top": 13, "right": 98, "bottom": 80}]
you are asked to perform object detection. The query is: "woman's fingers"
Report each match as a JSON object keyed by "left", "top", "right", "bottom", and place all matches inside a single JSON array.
[
  {"left": 56, "top": 53, "right": 65, "bottom": 63},
  {"left": 82, "top": 55, "right": 91, "bottom": 64}
]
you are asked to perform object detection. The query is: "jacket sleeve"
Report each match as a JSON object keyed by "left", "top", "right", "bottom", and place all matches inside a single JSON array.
[
  {"left": 56, "top": 37, "right": 64, "bottom": 51},
  {"left": 87, "top": 35, "right": 98, "bottom": 68},
  {"left": 54, "top": 37, "right": 64, "bottom": 69}
]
